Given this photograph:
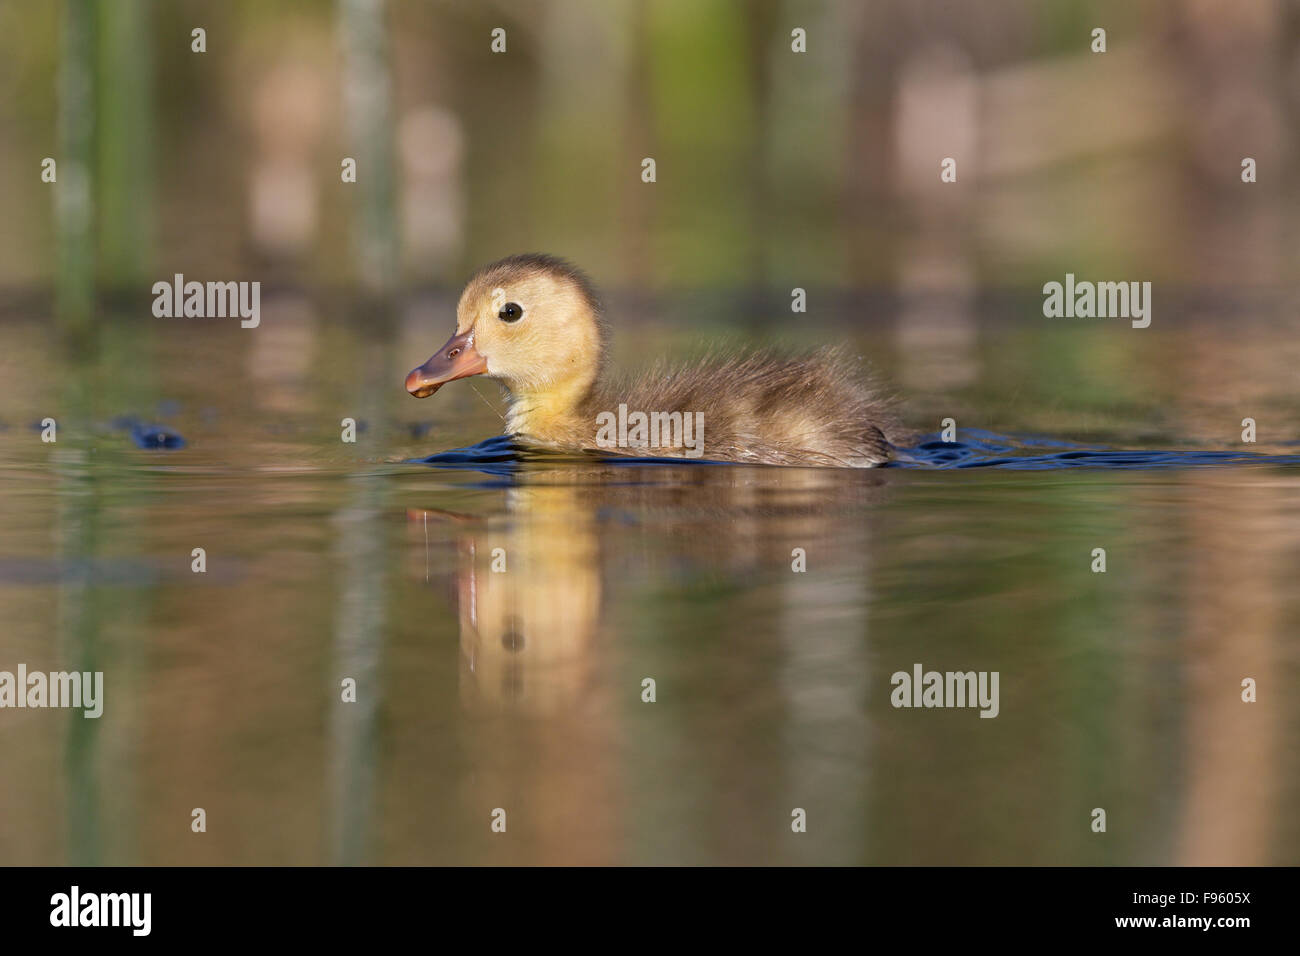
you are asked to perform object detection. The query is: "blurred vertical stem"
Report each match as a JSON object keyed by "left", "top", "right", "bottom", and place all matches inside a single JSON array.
[
  {"left": 57, "top": 0, "right": 96, "bottom": 332},
  {"left": 326, "top": 305, "right": 395, "bottom": 866},
  {"left": 97, "top": 0, "right": 153, "bottom": 293},
  {"left": 328, "top": 475, "right": 389, "bottom": 865},
  {"left": 55, "top": 0, "right": 102, "bottom": 860},
  {"left": 57, "top": 444, "right": 103, "bottom": 865},
  {"left": 743, "top": 0, "right": 775, "bottom": 286},
  {"left": 339, "top": 0, "right": 399, "bottom": 298},
  {"left": 621, "top": 0, "right": 653, "bottom": 285},
  {"left": 332, "top": 0, "right": 398, "bottom": 859}
]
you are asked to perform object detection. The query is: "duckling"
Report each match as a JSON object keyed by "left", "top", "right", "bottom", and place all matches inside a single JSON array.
[{"left": 405, "top": 254, "right": 900, "bottom": 467}]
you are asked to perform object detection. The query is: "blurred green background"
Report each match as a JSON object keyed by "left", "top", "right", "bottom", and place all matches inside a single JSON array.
[{"left": 2, "top": 0, "right": 1297, "bottom": 297}]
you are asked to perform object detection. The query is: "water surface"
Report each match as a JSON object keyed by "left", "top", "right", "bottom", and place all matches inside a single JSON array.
[{"left": 1, "top": 297, "right": 1297, "bottom": 865}]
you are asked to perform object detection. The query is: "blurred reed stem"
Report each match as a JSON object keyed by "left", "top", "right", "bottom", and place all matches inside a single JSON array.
[
  {"left": 56, "top": 0, "right": 96, "bottom": 331},
  {"left": 339, "top": 0, "right": 399, "bottom": 298},
  {"left": 97, "top": 0, "right": 153, "bottom": 293}
]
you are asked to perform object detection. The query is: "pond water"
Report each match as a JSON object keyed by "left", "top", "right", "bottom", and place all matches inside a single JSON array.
[{"left": 0, "top": 292, "right": 1297, "bottom": 865}]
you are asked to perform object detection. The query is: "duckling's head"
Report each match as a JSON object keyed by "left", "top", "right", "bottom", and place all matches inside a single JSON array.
[{"left": 405, "top": 254, "right": 605, "bottom": 406}]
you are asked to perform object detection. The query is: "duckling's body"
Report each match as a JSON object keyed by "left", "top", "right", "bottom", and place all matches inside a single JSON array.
[
  {"left": 406, "top": 255, "right": 899, "bottom": 467},
  {"left": 512, "top": 348, "right": 895, "bottom": 467}
]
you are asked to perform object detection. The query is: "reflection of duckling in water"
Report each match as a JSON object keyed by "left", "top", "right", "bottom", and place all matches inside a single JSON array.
[
  {"left": 451, "top": 485, "right": 601, "bottom": 715},
  {"left": 409, "top": 462, "right": 888, "bottom": 715},
  {"left": 406, "top": 254, "right": 901, "bottom": 466}
]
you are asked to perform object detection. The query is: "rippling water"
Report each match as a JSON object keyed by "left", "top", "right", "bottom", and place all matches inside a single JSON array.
[
  {"left": 421, "top": 429, "right": 1300, "bottom": 471},
  {"left": 1, "top": 297, "right": 1297, "bottom": 864}
]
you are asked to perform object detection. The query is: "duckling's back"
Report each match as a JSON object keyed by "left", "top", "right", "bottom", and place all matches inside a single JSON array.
[{"left": 587, "top": 345, "right": 898, "bottom": 467}]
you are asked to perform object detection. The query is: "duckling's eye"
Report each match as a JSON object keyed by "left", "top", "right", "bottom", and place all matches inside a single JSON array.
[{"left": 498, "top": 302, "right": 523, "bottom": 322}]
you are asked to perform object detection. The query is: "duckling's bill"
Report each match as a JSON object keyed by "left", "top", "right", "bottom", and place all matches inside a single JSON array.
[{"left": 405, "top": 329, "right": 488, "bottom": 398}]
